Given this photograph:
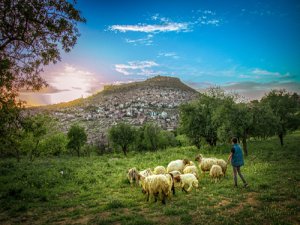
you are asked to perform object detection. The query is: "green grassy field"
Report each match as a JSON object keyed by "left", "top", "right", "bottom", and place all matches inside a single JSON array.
[{"left": 0, "top": 132, "right": 299, "bottom": 225}]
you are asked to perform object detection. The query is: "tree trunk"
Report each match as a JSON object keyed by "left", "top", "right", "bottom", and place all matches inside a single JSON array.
[
  {"left": 77, "top": 147, "right": 80, "bottom": 157},
  {"left": 122, "top": 145, "right": 127, "bottom": 156},
  {"left": 279, "top": 133, "right": 284, "bottom": 146},
  {"left": 242, "top": 138, "right": 248, "bottom": 156}
]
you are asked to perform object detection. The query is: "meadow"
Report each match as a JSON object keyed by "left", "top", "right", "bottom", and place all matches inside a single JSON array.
[{"left": 0, "top": 132, "right": 299, "bottom": 225}]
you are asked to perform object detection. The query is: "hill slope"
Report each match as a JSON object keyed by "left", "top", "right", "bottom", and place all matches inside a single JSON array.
[{"left": 33, "top": 76, "right": 199, "bottom": 143}]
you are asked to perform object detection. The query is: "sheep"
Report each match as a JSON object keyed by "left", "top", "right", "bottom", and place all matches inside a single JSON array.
[
  {"left": 139, "top": 168, "right": 153, "bottom": 177},
  {"left": 167, "top": 159, "right": 190, "bottom": 173},
  {"left": 174, "top": 174, "right": 199, "bottom": 192},
  {"left": 216, "top": 159, "right": 227, "bottom": 175},
  {"left": 127, "top": 167, "right": 139, "bottom": 185},
  {"left": 169, "top": 170, "right": 181, "bottom": 177},
  {"left": 138, "top": 174, "right": 171, "bottom": 204},
  {"left": 195, "top": 154, "right": 218, "bottom": 174},
  {"left": 164, "top": 173, "right": 175, "bottom": 195},
  {"left": 154, "top": 166, "right": 166, "bottom": 175},
  {"left": 209, "top": 165, "right": 224, "bottom": 182},
  {"left": 183, "top": 165, "right": 199, "bottom": 178}
]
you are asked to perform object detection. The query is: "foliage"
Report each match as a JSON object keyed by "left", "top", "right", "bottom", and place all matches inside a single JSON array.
[
  {"left": 108, "top": 122, "right": 136, "bottom": 156},
  {"left": 158, "top": 130, "right": 177, "bottom": 149},
  {"left": 0, "top": 0, "right": 85, "bottom": 158},
  {"left": 175, "top": 134, "right": 192, "bottom": 147},
  {"left": 261, "top": 90, "right": 300, "bottom": 145},
  {"left": 39, "top": 133, "right": 68, "bottom": 156},
  {"left": 143, "top": 123, "right": 161, "bottom": 151},
  {"left": 0, "top": 0, "right": 86, "bottom": 91},
  {"left": 21, "top": 114, "right": 53, "bottom": 160},
  {"left": 67, "top": 124, "right": 87, "bottom": 157}
]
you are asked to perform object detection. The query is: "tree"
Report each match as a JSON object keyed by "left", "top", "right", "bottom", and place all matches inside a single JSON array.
[
  {"left": 21, "top": 114, "right": 53, "bottom": 160},
  {"left": 40, "top": 132, "right": 68, "bottom": 156},
  {"left": 108, "top": 123, "right": 135, "bottom": 156},
  {"left": 248, "top": 100, "right": 278, "bottom": 139},
  {"left": 0, "top": 0, "right": 86, "bottom": 91},
  {"left": 67, "top": 124, "right": 87, "bottom": 157},
  {"left": 179, "top": 88, "right": 232, "bottom": 148},
  {"left": 261, "top": 90, "right": 300, "bottom": 146},
  {"left": 143, "top": 123, "right": 161, "bottom": 151}
]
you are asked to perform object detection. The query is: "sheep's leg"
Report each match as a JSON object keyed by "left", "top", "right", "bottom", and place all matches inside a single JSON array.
[
  {"left": 181, "top": 184, "right": 188, "bottom": 193},
  {"left": 172, "top": 184, "right": 175, "bottom": 195},
  {"left": 146, "top": 192, "right": 150, "bottom": 202},
  {"left": 154, "top": 192, "right": 159, "bottom": 202},
  {"left": 162, "top": 192, "right": 167, "bottom": 204},
  {"left": 187, "top": 184, "right": 193, "bottom": 192}
]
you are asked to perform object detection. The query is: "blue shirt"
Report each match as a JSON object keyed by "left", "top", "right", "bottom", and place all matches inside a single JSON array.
[{"left": 231, "top": 144, "right": 244, "bottom": 167}]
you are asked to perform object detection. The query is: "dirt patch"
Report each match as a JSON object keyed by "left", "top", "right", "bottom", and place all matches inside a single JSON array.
[
  {"left": 214, "top": 199, "right": 231, "bottom": 208},
  {"left": 225, "top": 192, "right": 260, "bottom": 214},
  {"left": 246, "top": 193, "right": 260, "bottom": 207}
]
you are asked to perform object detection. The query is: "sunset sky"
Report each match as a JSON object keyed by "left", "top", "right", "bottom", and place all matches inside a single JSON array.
[{"left": 21, "top": 0, "right": 300, "bottom": 106}]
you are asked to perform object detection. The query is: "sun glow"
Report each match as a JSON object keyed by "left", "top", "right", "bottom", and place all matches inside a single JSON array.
[{"left": 20, "top": 65, "right": 102, "bottom": 106}]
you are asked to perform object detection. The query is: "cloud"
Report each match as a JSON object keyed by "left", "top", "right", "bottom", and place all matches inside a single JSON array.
[
  {"left": 109, "top": 12, "right": 221, "bottom": 45},
  {"left": 19, "top": 64, "right": 102, "bottom": 106},
  {"left": 109, "top": 22, "right": 191, "bottom": 33},
  {"left": 222, "top": 81, "right": 300, "bottom": 100},
  {"left": 115, "top": 61, "right": 159, "bottom": 76},
  {"left": 125, "top": 34, "right": 153, "bottom": 46},
  {"left": 196, "top": 10, "right": 221, "bottom": 26},
  {"left": 158, "top": 52, "right": 179, "bottom": 59},
  {"left": 252, "top": 68, "right": 290, "bottom": 77}
]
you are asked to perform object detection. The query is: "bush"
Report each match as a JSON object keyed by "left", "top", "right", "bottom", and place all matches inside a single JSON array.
[{"left": 39, "top": 133, "right": 68, "bottom": 156}]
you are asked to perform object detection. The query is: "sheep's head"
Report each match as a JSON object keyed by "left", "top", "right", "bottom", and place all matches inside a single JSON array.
[
  {"left": 195, "top": 154, "right": 203, "bottom": 162},
  {"left": 183, "top": 158, "right": 190, "bottom": 165},
  {"left": 193, "top": 180, "right": 199, "bottom": 188}
]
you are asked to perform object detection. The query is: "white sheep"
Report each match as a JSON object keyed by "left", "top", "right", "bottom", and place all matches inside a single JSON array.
[
  {"left": 139, "top": 174, "right": 171, "bottom": 204},
  {"left": 209, "top": 165, "right": 224, "bottom": 182},
  {"left": 174, "top": 173, "right": 199, "bottom": 192},
  {"left": 195, "top": 154, "right": 218, "bottom": 174},
  {"left": 164, "top": 173, "right": 175, "bottom": 196},
  {"left": 183, "top": 165, "right": 199, "bottom": 178},
  {"left": 167, "top": 159, "right": 190, "bottom": 173},
  {"left": 139, "top": 168, "right": 153, "bottom": 177},
  {"left": 127, "top": 167, "right": 139, "bottom": 185},
  {"left": 154, "top": 166, "right": 166, "bottom": 175},
  {"left": 216, "top": 159, "right": 227, "bottom": 175}
]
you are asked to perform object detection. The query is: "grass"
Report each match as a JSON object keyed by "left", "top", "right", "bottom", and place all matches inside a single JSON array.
[{"left": 0, "top": 132, "right": 299, "bottom": 225}]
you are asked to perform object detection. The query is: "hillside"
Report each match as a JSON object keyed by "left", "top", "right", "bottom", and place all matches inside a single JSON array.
[{"left": 31, "top": 76, "right": 199, "bottom": 144}]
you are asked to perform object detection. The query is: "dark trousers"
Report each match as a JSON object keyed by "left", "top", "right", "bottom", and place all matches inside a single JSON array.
[{"left": 232, "top": 166, "right": 247, "bottom": 186}]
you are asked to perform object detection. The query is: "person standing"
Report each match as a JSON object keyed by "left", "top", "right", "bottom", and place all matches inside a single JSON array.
[{"left": 228, "top": 137, "right": 248, "bottom": 188}]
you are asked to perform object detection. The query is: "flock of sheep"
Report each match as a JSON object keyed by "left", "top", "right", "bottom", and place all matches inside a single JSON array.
[{"left": 127, "top": 154, "right": 228, "bottom": 204}]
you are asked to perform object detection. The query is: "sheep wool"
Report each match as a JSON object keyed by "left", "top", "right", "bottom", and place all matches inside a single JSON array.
[
  {"left": 216, "top": 159, "right": 227, "bottom": 175},
  {"left": 174, "top": 173, "right": 199, "bottom": 192},
  {"left": 209, "top": 165, "right": 224, "bottom": 182},
  {"left": 127, "top": 167, "right": 139, "bottom": 185},
  {"left": 154, "top": 166, "right": 167, "bottom": 175},
  {"left": 139, "top": 174, "right": 171, "bottom": 204},
  {"left": 167, "top": 159, "right": 190, "bottom": 173},
  {"left": 139, "top": 168, "right": 153, "bottom": 177},
  {"left": 195, "top": 154, "right": 218, "bottom": 173},
  {"left": 183, "top": 165, "right": 199, "bottom": 178}
]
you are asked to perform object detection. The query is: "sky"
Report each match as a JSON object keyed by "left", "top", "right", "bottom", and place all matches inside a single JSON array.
[{"left": 20, "top": 0, "right": 300, "bottom": 106}]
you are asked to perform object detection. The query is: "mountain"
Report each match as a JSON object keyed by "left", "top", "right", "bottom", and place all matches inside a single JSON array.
[{"left": 32, "top": 76, "right": 199, "bottom": 144}]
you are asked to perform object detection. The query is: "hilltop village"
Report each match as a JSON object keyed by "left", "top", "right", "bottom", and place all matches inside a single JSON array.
[{"left": 35, "top": 76, "right": 198, "bottom": 144}]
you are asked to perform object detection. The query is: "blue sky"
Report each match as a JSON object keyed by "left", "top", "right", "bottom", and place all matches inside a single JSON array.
[{"left": 21, "top": 0, "right": 300, "bottom": 105}]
